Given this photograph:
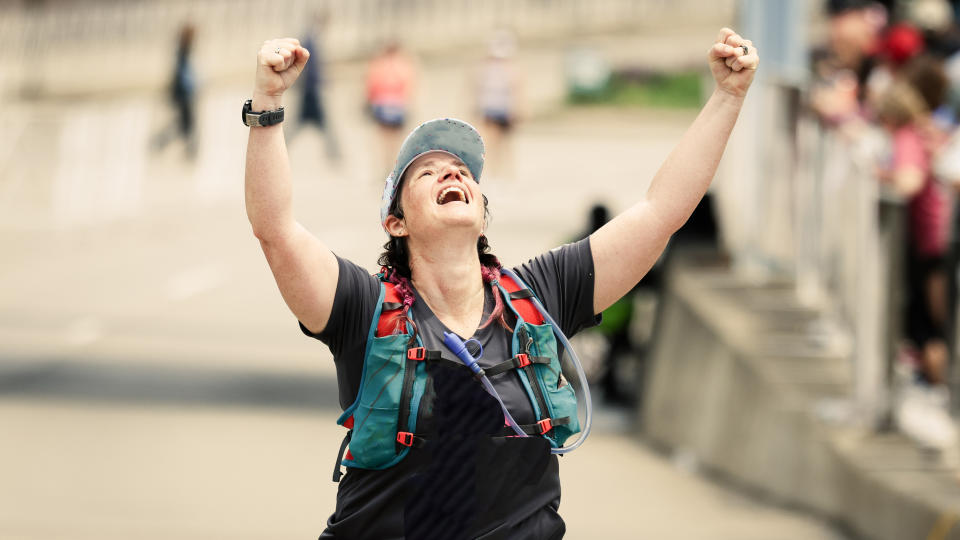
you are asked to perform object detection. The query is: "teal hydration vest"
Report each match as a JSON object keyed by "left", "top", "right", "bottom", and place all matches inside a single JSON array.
[{"left": 332, "top": 271, "right": 580, "bottom": 481}]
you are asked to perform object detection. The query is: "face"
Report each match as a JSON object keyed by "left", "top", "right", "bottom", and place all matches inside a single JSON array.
[{"left": 386, "top": 151, "right": 485, "bottom": 239}]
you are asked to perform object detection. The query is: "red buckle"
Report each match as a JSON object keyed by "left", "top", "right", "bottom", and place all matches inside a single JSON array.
[
  {"left": 397, "top": 431, "right": 415, "bottom": 447},
  {"left": 407, "top": 347, "right": 426, "bottom": 361},
  {"left": 536, "top": 418, "right": 553, "bottom": 434},
  {"left": 515, "top": 353, "right": 531, "bottom": 368}
]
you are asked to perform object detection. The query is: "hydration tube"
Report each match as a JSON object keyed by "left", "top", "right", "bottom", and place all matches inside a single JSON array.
[
  {"left": 442, "top": 332, "right": 528, "bottom": 438},
  {"left": 500, "top": 268, "right": 593, "bottom": 455},
  {"left": 442, "top": 267, "right": 593, "bottom": 454}
]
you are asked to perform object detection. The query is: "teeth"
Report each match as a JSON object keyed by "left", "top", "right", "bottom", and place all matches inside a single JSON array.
[{"left": 437, "top": 186, "right": 467, "bottom": 204}]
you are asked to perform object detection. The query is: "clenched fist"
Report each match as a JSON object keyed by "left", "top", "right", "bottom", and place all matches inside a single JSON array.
[
  {"left": 708, "top": 28, "right": 759, "bottom": 99},
  {"left": 252, "top": 38, "right": 310, "bottom": 110}
]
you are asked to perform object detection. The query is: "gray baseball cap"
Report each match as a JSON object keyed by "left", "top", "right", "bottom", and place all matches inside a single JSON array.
[{"left": 379, "top": 118, "right": 485, "bottom": 229}]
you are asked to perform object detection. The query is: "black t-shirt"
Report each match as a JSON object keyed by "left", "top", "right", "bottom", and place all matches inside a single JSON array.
[{"left": 301, "top": 239, "right": 599, "bottom": 539}]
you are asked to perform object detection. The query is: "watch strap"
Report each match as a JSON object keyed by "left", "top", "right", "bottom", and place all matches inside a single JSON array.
[{"left": 242, "top": 99, "right": 284, "bottom": 127}]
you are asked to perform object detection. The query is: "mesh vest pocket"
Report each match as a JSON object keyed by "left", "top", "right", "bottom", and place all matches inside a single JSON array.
[
  {"left": 347, "top": 334, "right": 410, "bottom": 468},
  {"left": 522, "top": 322, "right": 581, "bottom": 447}
]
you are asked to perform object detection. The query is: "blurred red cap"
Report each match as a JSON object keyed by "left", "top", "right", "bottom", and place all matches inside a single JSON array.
[{"left": 881, "top": 23, "right": 925, "bottom": 65}]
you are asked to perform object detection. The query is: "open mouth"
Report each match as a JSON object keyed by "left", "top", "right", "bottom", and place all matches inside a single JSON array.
[{"left": 436, "top": 186, "right": 468, "bottom": 205}]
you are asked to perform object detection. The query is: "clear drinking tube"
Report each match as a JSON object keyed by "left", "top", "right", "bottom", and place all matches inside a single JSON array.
[
  {"left": 500, "top": 268, "right": 593, "bottom": 455},
  {"left": 442, "top": 268, "right": 593, "bottom": 454}
]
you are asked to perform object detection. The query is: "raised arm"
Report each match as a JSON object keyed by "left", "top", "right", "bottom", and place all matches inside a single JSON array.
[
  {"left": 590, "top": 28, "right": 759, "bottom": 313},
  {"left": 245, "top": 38, "right": 339, "bottom": 333}
]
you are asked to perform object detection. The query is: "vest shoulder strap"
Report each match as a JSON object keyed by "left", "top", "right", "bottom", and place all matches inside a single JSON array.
[
  {"left": 498, "top": 272, "right": 544, "bottom": 325},
  {"left": 376, "top": 280, "right": 406, "bottom": 337},
  {"left": 378, "top": 272, "right": 545, "bottom": 332}
]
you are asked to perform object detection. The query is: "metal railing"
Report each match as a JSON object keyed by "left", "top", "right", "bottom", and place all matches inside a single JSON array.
[
  {"left": 717, "top": 81, "right": 909, "bottom": 426},
  {"left": 712, "top": 0, "right": 915, "bottom": 426}
]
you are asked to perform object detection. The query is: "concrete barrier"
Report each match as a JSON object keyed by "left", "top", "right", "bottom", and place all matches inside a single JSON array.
[{"left": 642, "top": 253, "right": 960, "bottom": 540}]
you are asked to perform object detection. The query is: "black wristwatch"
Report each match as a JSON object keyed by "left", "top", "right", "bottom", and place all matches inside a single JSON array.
[{"left": 242, "top": 99, "right": 284, "bottom": 127}]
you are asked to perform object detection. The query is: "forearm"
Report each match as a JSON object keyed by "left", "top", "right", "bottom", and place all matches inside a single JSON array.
[
  {"left": 590, "top": 28, "right": 757, "bottom": 313},
  {"left": 644, "top": 89, "right": 745, "bottom": 231},
  {"left": 244, "top": 94, "right": 295, "bottom": 241}
]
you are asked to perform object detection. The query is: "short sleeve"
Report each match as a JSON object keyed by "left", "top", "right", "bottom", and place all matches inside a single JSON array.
[
  {"left": 298, "top": 256, "right": 380, "bottom": 409},
  {"left": 511, "top": 238, "right": 601, "bottom": 337}
]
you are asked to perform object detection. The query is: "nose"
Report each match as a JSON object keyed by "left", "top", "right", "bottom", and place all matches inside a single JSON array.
[{"left": 440, "top": 163, "right": 463, "bottom": 182}]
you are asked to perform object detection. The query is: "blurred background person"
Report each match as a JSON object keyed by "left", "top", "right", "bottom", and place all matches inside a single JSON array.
[
  {"left": 151, "top": 23, "right": 198, "bottom": 160},
  {"left": 821, "top": 0, "right": 888, "bottom": 84},
  {"left": 863, "top": 22, "right": 926, "bottom": 117},
  {"left": 474, "top": 29, "right": 524, "bottom": 181},
  {"left": 875, "top": 78, "right": 952, "bottom": 391},
  {"left": 366, "top": 39, "right": 417, "bottom": 177},
  {"left": 289, "top": 9, "right": 340, "bottom": 165},
  {"left": 810, "top": 0, "right": 888, "bottom": 137}
]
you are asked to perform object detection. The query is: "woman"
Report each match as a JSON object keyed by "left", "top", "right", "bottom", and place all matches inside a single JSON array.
[
  {"left": 366, "top": 41, "right": 418, "bottom": 176},
  {"left": 475, "top": 29, "right": 523, "bottom": 180},
  {"left": 244, "top": 29, "right": 758, "bottom": 539}
]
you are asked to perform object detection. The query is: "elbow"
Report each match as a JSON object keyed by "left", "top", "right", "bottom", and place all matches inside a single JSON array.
[
  {"left": 246, "top": 204, "right": 292, "bottom": 244},
  {"left": 248, "top": 217, "right": 285, "bottom": 245},
  {"left": 247, "top": 214, "right": 271, "bottom": 242},
  {"left": 665, "top": 214, "right": 691, "bottom": 237},
  {"left": 249, "top": 222, "right": 270, "bottom": 243},
  {"left": 650, "top": 202, "right": 689, "bottom": 238}
]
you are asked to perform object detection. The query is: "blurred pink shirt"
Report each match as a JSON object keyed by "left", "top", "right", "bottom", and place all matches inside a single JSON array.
[
  {"left": 366, "top": 53, "right": 414, "bottom": 107},
  {"left": 893, "top": 125, "right": 951, "bottom": 257}
]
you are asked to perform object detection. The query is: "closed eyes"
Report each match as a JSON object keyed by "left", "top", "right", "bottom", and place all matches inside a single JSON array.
[{"left": 417, "top": 168, "right": 470, "bottom": 179}]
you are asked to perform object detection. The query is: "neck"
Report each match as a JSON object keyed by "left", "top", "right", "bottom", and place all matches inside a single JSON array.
[{"left": 407, "top": 236, "right": 485, "bottom": 322}]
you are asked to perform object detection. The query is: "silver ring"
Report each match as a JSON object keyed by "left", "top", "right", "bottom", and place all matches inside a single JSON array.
[
  {"left": 741, "top": 45, "right": 749, "bottom": 56},
  {"left": 274, "top": 47, "right": 282, "bottom": 55}
]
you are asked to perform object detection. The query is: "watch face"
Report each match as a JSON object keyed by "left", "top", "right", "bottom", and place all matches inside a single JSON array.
[{"left": 242, "top": 100, "right": 252, "bottom": 124}]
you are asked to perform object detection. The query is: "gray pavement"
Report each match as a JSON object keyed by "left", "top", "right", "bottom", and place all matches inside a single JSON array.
[{"left": 1, "top": 28, "right": 847, "bottom": 539}]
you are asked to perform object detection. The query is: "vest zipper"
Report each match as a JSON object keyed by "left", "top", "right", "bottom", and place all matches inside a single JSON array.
[{"left": 518, "top": 325, "right": 552, "bottom": 426}]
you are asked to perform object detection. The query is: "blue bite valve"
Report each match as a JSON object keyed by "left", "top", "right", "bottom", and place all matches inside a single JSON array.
[{"left": 442, "top": 332, "right": 484, "bottom": 376}]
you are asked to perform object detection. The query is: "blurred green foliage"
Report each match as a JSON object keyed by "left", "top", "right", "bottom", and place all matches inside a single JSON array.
[{"left": 569, "top": 72, "right": 702, "bottom": 108}]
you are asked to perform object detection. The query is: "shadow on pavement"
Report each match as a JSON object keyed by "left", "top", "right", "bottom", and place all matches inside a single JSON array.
[{"left": 0, "top": 360, "right": 339, "bottom": 411}]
